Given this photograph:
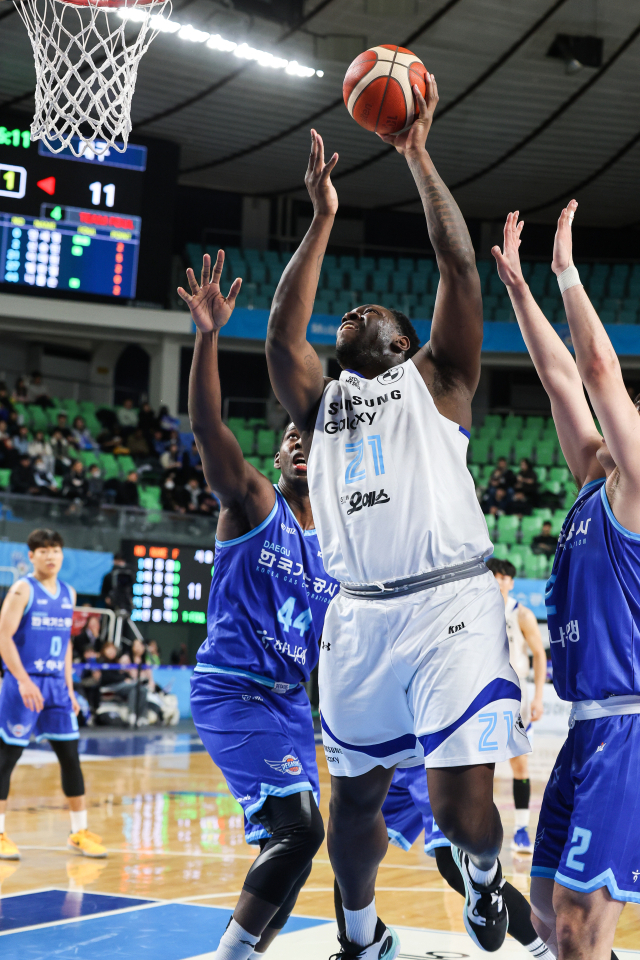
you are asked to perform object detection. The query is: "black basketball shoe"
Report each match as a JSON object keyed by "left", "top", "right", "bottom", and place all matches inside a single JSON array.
[{"left": 451, "top": 846, "right": 508, "bottom": 952}]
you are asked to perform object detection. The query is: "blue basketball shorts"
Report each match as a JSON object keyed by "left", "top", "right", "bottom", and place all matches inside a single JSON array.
[
  {"left": 382, "top": 765, "right": 449, "bottom": 857},
  {"left": 0, "top": 673, "right": 79, "bottom": 746},
  {"left": 531, "top": 714, "right": 640, "bottom": 903},
  {"left": 190, "top": 672, "right": 320, "bottom": 844}
]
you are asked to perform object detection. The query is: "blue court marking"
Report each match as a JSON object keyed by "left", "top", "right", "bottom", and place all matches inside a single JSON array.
[
  {"left": 0, "top": 889, "right": 152, "bottom": 932},
  {"left": 0, "top": 903, "right": 329, "bottom": 959}
]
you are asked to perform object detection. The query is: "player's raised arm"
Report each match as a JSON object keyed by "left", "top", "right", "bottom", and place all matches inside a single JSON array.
[
  {"left": 492, "top": 211, "right": 603, "bottom": 490},
  {"left": 181, "top": 253, "right": 274, "bottom": 519},
  {"left": 553, "top": 202, "right": 640, "bottom": 524},
  {"left": 266, "top": 131, "right": 338, "bottom": 430},
  {"left": 0, "top": 581, "right": 44, "bottom": 712},
  {"left": 379, "top": 76, "right": 482, "bottom": 391}
]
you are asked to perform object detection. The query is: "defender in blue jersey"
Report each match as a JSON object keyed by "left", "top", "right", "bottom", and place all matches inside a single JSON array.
[
  {"left": 179, "top": 252, "right": 334, "bottom": 960},
  {"left": 0, "top": 528, "right": 106, "bottom": 860},
  {"left": 494, "top": 201, "right": 638, "bottom": 958}
]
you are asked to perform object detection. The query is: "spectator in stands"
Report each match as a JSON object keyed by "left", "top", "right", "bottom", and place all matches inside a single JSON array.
[
  {"left": 0, "top": 420, "right": 9, "bottom": 445},
  {"left": 160, "top": 442, "right": 181, "bottom": 473},
  {"left": 50, "top": 428, "right": 73, "bottom": 474},
  {"left": 14, "top": 425, "right": 30, "bottom": 456},
  {"left": 26, "top": 371, "right": 53, "bottom": 407},
  {"left": 505, "top": 489, "right": 532, "bottom": 517},
  {"left": 481, "top": 482, "right": 510, "bottom": 516},
  {"left": 158, "top": 405, "right": 180, "bottom": 434},
  {"left": 183, "top": 440, "right": 203, "bottom": 479},
  {"left": 127, "top": 428, "right": 150, "bottom": 458},
  {"left": 5, "top": 410, "right": 20, "bottom": 437},
  {"left": 62, "top": 460, "right": 88, "bottom": 505},
  {"left": 198, "top": 484, "right": 219, "bottom": 516},
  {"left": 170, "top": 642, "right": 188, "bottom": 666},
  {"left": 12, "top": 377, "right": 28, "bottom": 404},
  {"left": 28, "top": 429, "right": 55, "bottom": 473},
  {"left": 137, "top": 401, "right": 157, "bottom": 436},
  {"left": 73, "top": 614, "right": 102, "bottom": 660},
  {"left": 161, "top": 472, "right": 184, "bottom": 512},
  {"left": 184, "top": 476, "right": 203, "bottom": 512},
  {"left": 117, "top": 398, "right": 138, "bottom": 438},
  {"left": 101, "top": 554, "right": 135, "bottom": 617},
  {"left": 33, "top": 457, "right": 58, "bottom": 496},
  {"left": 10, "top": 453, "right": 38, "bottom": 494},
  {"left": 116, "top": 469, "right": 140, "bottom": 507},
  {"left": 0, "top": 437, "right": 20, "bottom": 471},
  {"left": 514, "top": 458, "right": 538, "bottom": 503},
  {"left": 151, "top": 429, "right": 167, "bottom": 457},
  {"left": 146, "top": 640, "right": 161, "bottom": 666},
  {"left": 86, "top": 464, "right": 105, "bottom": 507},
  {"left": 532, "top": 520, "right": 558, "bottom": 558},
  {"left": 494, "top": 456, "right": 516, "bottom": 490},
  {"left": 50, "top": 412, "right": 73, "bottom": 440},
  {"left": 72, "top": 416, "right": 97, "bottom": 451},
  {"left": 0, "top": 383, "right": 14, "bottom": 419}
]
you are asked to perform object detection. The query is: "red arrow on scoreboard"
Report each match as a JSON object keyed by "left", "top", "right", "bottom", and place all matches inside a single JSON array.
[{"left": 36, "top": 176, "right": 56, "bottom": 195}]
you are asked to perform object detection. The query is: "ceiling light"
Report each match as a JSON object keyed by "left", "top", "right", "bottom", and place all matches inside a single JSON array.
[{"left": 116, "top": 8, "right": 323, "bottom": 78}]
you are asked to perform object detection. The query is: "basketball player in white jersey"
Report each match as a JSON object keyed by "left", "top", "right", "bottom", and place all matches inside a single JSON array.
[
  {"left": 266, "top": 77, "right": 530, "bottom": 958},
  {"left": 487, "top": 559, "right": 546, "bottom": 854}
]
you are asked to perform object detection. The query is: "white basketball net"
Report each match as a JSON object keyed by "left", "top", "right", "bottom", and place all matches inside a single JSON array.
[{"left": 14, "top": 0, "right": 171, "bottom": 155}]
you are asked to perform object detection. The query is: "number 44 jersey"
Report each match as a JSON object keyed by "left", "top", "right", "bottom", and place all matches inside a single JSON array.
[
  {"left": 13, "top": 575, "right": 74, "bottom": 677},
  {"left": 197, "top": 487, "right": 339, "bottom": 687}
]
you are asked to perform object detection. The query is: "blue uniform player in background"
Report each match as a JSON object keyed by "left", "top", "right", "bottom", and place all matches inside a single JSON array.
[
  {"left": 179, "top": 252, "right": 336, "bottom": 960},
  {"left": 0, "top": 528, "right": 106, "bottom": 860},
  {"left": 494, "top": 200, "right": 632, "bottom": 959}
]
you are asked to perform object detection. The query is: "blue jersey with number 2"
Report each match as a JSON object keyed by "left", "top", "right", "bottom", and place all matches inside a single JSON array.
[
  {"left": 198, "top": 487, "right": 339, "bottom": 685},
  {"left": 546, "top": 478, "right": 640, "bottom": 702},
  {"left": 13, "top": 576, "right": 74, "bottom": 679}
]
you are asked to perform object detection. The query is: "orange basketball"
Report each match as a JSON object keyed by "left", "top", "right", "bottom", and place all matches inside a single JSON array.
[{"left": 343, "top": 45, "right": 428, "bottom": 136}]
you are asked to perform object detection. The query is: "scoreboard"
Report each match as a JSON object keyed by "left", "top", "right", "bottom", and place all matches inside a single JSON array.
[
  {"left": 122, "top": 540, "right": 213, "bottom": 626},
  {"left": 0, "top": 117, "right": 147, "bottom": 300}
]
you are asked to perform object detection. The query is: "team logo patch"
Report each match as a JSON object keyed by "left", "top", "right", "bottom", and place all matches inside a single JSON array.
[
  {"left": 265, "top": 754, "right": 303, "bottom": 775},
  {"left": 377, "top": 366, "right": 404, "bottom": 385},
  {"left": 8, "top": 723, "right": 28, "bottom": 738}
]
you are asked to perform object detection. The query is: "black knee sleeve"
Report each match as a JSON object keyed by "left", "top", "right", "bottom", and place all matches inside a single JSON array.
[
  {"left": 0, "top": 742, "right": 23, "bottom": 801},
  {"left": 267, "top": 860, "right": 313, "bottom": 930},
  {"left": 334, "top": 877, "right": 346, "bottom": 936},
  {"left": 435, "top": 846, "right": 465, "bottom": 897},
  {"left": 48, "top": 739, "right": 85, "bottom": 797},
  {"left": 243, "top": 791, "right": 324, "bottom": 908},
  {"left": 513, "top": 778, "right": 531, "bottom": 809}
]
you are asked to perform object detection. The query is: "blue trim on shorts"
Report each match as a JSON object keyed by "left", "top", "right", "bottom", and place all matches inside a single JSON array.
[
  {"left": 193, "top": 664, "right": 298, "bottom": 691},
  {"left": 0, "top": 727, "right": 30, "bottom": 747},
  {"left": 425, "top": 837, "right": 451, "bottom": 855},
  {"left": 244, "top": 781, "right": 316, "bottom": 822},
  {"left": 35, "top": 731, "right": 79, "bottom": 742},
  {"left": 387, "top": 828, "right": 413, "bottom": 851},
  {"left": 555, "top": 868, "right": 640, "bottom": 904},
  {"left": 531, "top": 866, "right": 558, "bottom": 879},
  {"left": 320, "top": 714, "right": 418, "bottom": 758},
  {"left": 419, "top": 677, "right": 522, "bottom": 756}
]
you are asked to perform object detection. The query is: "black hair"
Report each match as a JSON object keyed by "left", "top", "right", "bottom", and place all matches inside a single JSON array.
[
  {"left": 390, "top": 310, "right": 421, "bottom": 358},
  {"left": 486, "top": 557, "right": 516, "bottom": 578},
  {"left": 542, "top": 520, "right": 552, "bottom": 528},
  {"left": 280, "top": 420, "right": 296, "bottom": 446},
  {"left": 28, "top": 528, "right": 64, "bottom": 551}
]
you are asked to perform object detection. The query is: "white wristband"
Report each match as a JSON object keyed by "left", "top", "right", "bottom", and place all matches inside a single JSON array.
[{"left": 557, "top": 265, "right": 581, "bottom": 294}]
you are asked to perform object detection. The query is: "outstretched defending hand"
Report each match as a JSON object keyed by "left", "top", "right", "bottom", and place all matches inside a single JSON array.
[
  {"left": 492, "top": 211, "right": 526, "bottom": 289},
  {"left": 552, "top": 199, "right": 578, "bottom": 276},
  {"left": 178, "top": 251, "right": 242, "bottom": 333},
  {"left": 377, "top": 74, "right": 439, "bottom": 155},
  {"left": 306, "top": 129, "right": 339, "bottom": 217}
]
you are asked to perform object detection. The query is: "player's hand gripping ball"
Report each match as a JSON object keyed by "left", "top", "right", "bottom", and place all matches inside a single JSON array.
[{"left": 343, "top": 45, "right": 428, "bottom": 135}]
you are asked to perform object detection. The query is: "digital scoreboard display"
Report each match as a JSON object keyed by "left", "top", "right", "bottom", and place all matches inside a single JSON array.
[
  {"left": 122, "top": 540, "right": 213, "bottom": 626},
  {"left": 0, "top": 118, "right": 147, "bottom": 299}
]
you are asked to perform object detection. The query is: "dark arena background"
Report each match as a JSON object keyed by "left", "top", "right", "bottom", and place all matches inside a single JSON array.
[{"left": 0, "top": 0, "right": 638, "bottom": 956}]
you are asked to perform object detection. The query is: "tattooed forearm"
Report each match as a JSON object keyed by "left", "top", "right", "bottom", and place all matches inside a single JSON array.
[{"left": 407, "top": 152, "right": 475, "bottom": 266}]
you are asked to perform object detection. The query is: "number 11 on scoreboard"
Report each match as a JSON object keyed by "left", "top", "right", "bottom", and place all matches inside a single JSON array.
[{"left": 0, "top": 163, "right": 27, "bottom": 199}]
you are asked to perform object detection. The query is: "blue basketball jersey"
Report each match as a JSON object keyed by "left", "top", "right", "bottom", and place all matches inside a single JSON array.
[
  {"left": 546, "top": 478, "right": 640, "bottom": 701},
  {"left": 13, "top": 576, "right": 74, "bottom": 678},
  {"left": 197, "top": 487, "right": 339, "bottom": 686}
]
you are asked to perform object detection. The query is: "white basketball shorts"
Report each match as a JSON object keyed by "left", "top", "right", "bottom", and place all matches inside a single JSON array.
[{"left": 319, "top": 572, "right": 531, "bottom": 777}]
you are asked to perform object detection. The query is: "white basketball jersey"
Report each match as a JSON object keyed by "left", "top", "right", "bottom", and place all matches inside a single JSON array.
[
  {"left": 307, "top": 359, "right": 492, "bottom": 584},
  {"left": 505, "top": 596, "right": 530, "bottom": 679}
]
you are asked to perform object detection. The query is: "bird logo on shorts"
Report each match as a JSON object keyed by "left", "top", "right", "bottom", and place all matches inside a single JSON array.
[{"left": 264, "top": 755, "right": 303, "bottom": 775}]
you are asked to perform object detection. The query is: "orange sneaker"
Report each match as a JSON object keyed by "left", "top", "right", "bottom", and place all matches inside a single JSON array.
[
  {"left": 67, "top": 829, "right": 107, "bottom": 858},
  {"left": 0, "top": 833, "right": 20, "bottom": 860}
]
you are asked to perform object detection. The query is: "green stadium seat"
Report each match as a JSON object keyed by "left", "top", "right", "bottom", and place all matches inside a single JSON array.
[
  {"left": 397, "top": 257, "right": 414, "bottom": 273},
  {"left": 549, "top": 466, "right": 570, "bottom": 483},
  {"left": 536, "top": 466, "right": 548, "bottom": 482},
  {"left": 480, "top": 464, "right": 496, "bottom": 485},
  {"left": 411, "top": 274, "right": 429, "bottom": 295},
  {"left": 77, "top": 450, "right": 99, "bottom": 468},
  {"left": 484, "top": 415, "right": 503, "bottom": 431},
  {"left": 535, "top": 441, "right": 556, "bottom": 466},
  {"left": 521, "top": 515, "right": 543, "bottom": 544},
  {"left": 468, "top": 439, "right": 490, "bottom": 465},
  {"left": 491, "top": 543, "right": 511, "bottom": 560},
  {"left": 324, "top": 270, "right": 345, "bottom": 291},
  {"left": 235, "top": 428, "right": 254, "bottom": 456},
  {"left": 339, "top": 256, "right": 356, "bottom": 271},
  {"left": 29, "top": 406, "right": 49, "bottom": 431},
  {"left": 371, "top": 274, "right": 389, "bottom": 294},
  {"left": 525, "top": 415, "right": 544, "bottom": 433},
  {"left": 509, "top": 543, "right": 530, "bottom": 570},
  {"left": 492, "top": 438, "right": 513, "bottom": 460},
  {"left": 550, "top": 511, "right": 565, "bottom": 536},
  {"left": 478, "top": 423, "right": 499, "bottom": 442},
  {"left": 246, "top": 456, "right": 262, "bottom": 469},
  {"left": 541, "top": 480, "right": 562, "bottom": 495},
  {"left": 264, "top": 465, "right": 280, "bottom": 483},
  {"left": 524, "top": 553, "right": 548, "bottom": 578},
  {"left": 0, "top": 469, "right": 10, "bottom": 489},
  {"left": 514, "top": 439, "right": 534, "bottom": 462},
  {"left": 98, "top": 453, "right": 119, "bottom": 480},
  {"left": 78, "top": 400, "right": 97, "bottom": 415},
  {"left": 497, "top": 514, "right": 519, "bottom": 545},
  {"left": 358, "top": 256, "right": 375, "bottom": 272},
  {"left": 532, "top": 507, "right": 552, "bottom": 520},
  {"left": 118, "top": 455, "right": 137, "bottom": 476},
  {"left": 467, "top": 463, "right": 480, "bottom": 482},
  {"left": 256, "top": 428, "right": 277, "bottom": 457},
  {"left": 139, "top": 486, "right": 162, "bottom": 510},
  {"left": 484, "top": 512, "right": 497, "bottom": 538}
]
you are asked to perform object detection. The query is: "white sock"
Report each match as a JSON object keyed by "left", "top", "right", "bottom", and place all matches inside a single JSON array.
[
  {"left": 515, "top": 808, "right": 531, "bottom": 830},
  {"left": 527, "top": 936, "right": 553, "bottom": 958},
  {"left": 468, "top": 859, "right": 498, "bottom": 886},
  {"left": 70, "top": 809, "right": 87, "bottom": 834},
  {"left": 0, "top": 813, "right": 5, "bottom": 834},
  {"left": 344, "top": 898, "right": 377, "bottom": 947},
  {"left": 215, "top": 918, "right": 260, "bottom": 960}
]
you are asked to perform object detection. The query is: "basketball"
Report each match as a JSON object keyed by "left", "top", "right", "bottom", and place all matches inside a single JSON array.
[{"left": 343, "top": 45, "right": 428, "bottom": 136}]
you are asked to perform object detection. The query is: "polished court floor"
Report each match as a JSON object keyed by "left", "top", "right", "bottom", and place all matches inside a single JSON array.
[{"left": 0, "top": 727, "right": 638, "bottom": 958}]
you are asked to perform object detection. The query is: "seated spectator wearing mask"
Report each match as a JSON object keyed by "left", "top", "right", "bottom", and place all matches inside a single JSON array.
[
  {"left": 10, "top": 454, "right": 38, "bottom": 494},
  {"left": 532, "top": 521, "right": 558, "bottom": 558},
  {"left": 29, "top": 430, "right": 55, "bottom": 473},
  {"left": 161, "top": 473, "right": 184, "bottom": 513},
  {"left": 62, "top": 460, "right": 88, "bottom": 502},
  {"left": 33, "top": 458, "right": 58, "bottom": 496},
  {"left": 72, "top": 416, "right": 97, "bottom": 451}
]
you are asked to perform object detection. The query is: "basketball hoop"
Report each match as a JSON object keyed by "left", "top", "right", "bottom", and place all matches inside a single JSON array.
[{"left": 12, "top": 0, "right": 171, "bottom": 156}]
